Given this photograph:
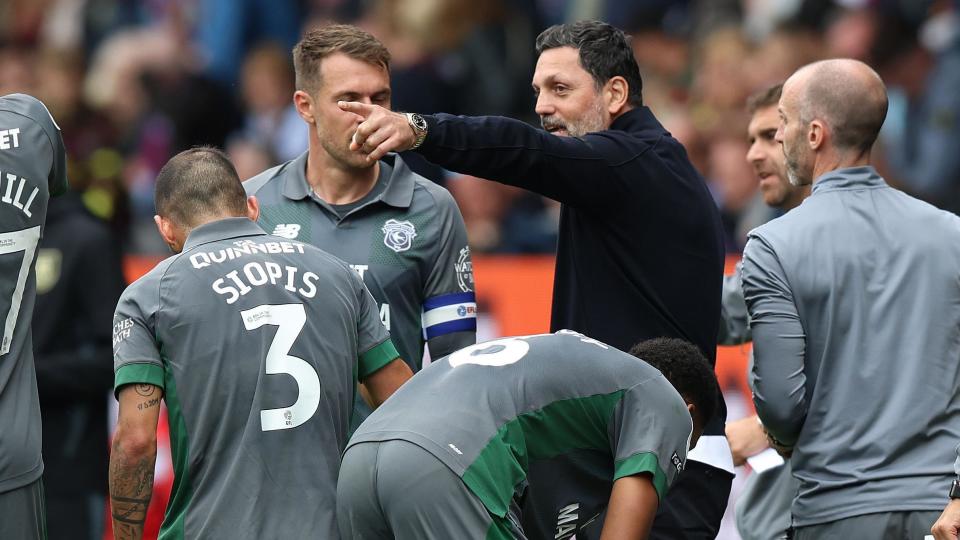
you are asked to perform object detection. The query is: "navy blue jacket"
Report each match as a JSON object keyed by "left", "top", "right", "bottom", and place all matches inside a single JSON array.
[{"left": 419, "top": 107, "right": 724, "bottom": 366}]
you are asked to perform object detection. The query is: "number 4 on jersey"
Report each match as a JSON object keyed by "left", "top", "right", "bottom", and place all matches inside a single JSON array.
[{"left": 241, "top": 303, "right": 321, "bottom": 431}]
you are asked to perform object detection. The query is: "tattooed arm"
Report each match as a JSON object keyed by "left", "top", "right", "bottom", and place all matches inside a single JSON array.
[{"left": 110, "top": 383, "right": 163, "bottom": 540}]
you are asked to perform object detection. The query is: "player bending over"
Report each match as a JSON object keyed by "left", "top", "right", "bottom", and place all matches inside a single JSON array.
[{"left": 337, "top": 332, "right": 718, "bottom": 539}]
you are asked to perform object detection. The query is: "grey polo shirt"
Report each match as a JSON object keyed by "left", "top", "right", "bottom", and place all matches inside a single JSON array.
[
  {"left": 244, "top": 153, "right": 476, "bottom": 371},
  {"left": 0, "top": 94, "right": 67, "bottom": 493},
  {"left": 742, "top": 166, "right": 960, "bottom": 527},
  {"left": 112, "top": 218, "right": 398, "bottom": 539}
]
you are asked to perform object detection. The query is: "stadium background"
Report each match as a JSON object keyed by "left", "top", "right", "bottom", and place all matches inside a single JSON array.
[{"left": 3, "top": 0, "right": 957, "bottom": 538}]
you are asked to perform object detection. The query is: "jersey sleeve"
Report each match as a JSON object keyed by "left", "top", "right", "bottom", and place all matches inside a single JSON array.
[
  {"left": 112, "top": 278, "right": 164, "bottom": 398},
  {"left": 352, "top": 269, "right": 399, "bottom": 380},
  {"left": 40, "top": 103, "right": 68, "bottom": 197},
  {"left": 9, "top": 94, "right": 67, "bottom": 196},
  {"left": 609, "top": 375, "right": 693, "bottom": 501},
  {"left": 420, "top": 188, "right": 476, "bottom": 357}
]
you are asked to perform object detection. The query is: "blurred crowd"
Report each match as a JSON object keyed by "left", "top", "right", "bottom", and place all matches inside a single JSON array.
[{"left": 1, "top": 0, "right": 958, "bottom": 254}]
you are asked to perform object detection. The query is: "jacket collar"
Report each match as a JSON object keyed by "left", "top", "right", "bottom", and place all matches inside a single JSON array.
[{"left": 811, "top": 166, "right": 887, "bottom": 195}]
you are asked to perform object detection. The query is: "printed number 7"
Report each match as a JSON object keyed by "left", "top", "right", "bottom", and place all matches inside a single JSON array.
[
  {"left": 241, "top": 303, "right": 321, "bottom": 431},
  {"left": 0, "top": 226, "right": 41, "bottom": 356}
]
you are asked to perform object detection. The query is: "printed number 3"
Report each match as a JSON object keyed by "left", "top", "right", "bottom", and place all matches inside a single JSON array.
[
  {"left": 449, "top": 336, "right": 530, "bottom": 368},
  {"left": 0, "top": 226, "right": 41, "bottom": 356},
  {"left": 241, "top": 304, "right": 320, "bottom": 431}
]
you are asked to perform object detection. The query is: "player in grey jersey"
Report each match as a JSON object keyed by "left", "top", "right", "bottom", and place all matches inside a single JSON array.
[
  {"left": 0, "top": 93, "right": 67, "bottom": 540},
  {"left": 243, "top": 25, "right": 476, "bottom": 430},
  {"left": 109, "top": 148, "right": 412, "bottom": 540},
  {"left": 338, "top": 333, "right": 719, "bottom": 540}
]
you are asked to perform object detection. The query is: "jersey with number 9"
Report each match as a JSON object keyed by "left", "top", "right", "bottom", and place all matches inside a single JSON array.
[{"left": 0, "top": 93, "right": 68, "bottom": 494}]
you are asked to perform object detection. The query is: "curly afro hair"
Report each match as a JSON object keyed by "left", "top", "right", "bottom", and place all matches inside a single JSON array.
[{"left": 628, "top": 338, "right": 719, "bottom": 428}]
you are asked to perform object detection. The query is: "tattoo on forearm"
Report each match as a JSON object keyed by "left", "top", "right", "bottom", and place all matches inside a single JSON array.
[
  {"left": 137, "top": 397, "right": 161, "bottom": 411},
  {"left": 109, "top": 437, "right": 155, "bottom": 540}
]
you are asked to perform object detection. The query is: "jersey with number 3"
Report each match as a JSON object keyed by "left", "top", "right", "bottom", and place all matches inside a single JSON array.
[
  {"left": 348, "top": 331, "right": 693, "bottom": 521},
  {"left": 112, "top": 218, "right": 398, "bottom": 539},
  {"left": 0, "top": 93, "right": 67, "bottom": 493}
]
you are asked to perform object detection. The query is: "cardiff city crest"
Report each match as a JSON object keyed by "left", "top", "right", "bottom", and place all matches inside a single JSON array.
[{"left": 382, "top": 219, "right": 417, "bottom": 253}]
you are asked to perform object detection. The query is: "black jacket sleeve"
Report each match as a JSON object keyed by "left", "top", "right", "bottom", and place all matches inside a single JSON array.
[{"left": 418, "top": 113, "right": 650, "bottom": 210}]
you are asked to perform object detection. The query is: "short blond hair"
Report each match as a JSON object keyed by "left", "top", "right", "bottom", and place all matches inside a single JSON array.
[{"left": 293, "top": 24, "right": 391, "bottom": 94}]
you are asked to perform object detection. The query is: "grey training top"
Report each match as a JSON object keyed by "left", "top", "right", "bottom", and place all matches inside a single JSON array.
[
  {"left": 349, "top": 331, "right": 692, "bottom": 519},
  {"left": 719, "top": 262, "right": 751, "bottom": 346},
  {"left": 719, "top": 261, "right": 795, "bottom": 538},
  {"left": 0, "top": 93, "right": 67, "bottom": 493},
  {"left": 742, "top": 166, "right": 960, "bottom": 527},
  {"left": 112, "top": 218, "right": 398, "bottom": 540}
]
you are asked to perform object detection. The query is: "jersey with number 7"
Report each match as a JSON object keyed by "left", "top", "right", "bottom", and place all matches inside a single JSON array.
[
  {"left": 112, "top": 218, "right": 399, "bottom": 539},
  {"left": 0, "top": 93, "right": 67, "bottom": 494}
]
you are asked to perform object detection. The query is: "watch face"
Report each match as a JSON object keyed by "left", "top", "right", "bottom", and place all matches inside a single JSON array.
[{"left": 412, "top": 114, "right": 428, "bottom": 131}]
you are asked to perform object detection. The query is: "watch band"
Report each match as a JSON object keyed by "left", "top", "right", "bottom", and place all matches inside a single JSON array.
[
  {"left": 949, "top": 478, "right": 960, "bottom": 499},
  {"left": 405, "top": 113, "right": 428, "bottom": 150}
]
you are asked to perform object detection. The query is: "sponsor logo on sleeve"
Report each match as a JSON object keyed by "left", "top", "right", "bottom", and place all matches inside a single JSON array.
[
  {"left": 113, "top": 318, "right": 134, "bottom": 346},
  {"left": 671, "top": 451, "right": 684, "bottom": 473},
  {"left": 382, "top": 219, "right": 417, "bottom": 252},
  {"left": 455, "top": 246, "right": 473, "bottom": 292},
  {"left": 271, "top": 223, "right": 301, "bottom": 239}
]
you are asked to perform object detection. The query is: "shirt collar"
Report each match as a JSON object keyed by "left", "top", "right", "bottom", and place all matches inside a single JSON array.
[
  {"left": 182, "top": 217, "right": 266, "bottom": 251},
  {"left": 810, "top": 166, "right": 887, "bottom": 195},
  {"left": 609, "top": 106, "right": 666, "bottom": 135},
  {"left": 281, "top": 151, "right": 415, "bottom": 209}
]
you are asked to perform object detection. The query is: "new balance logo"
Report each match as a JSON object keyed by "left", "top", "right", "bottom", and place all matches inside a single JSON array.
[
  {"left": 272, "top": 224, "right": 301, "bottom": 239},
  {"left": 555, "top": 503, "right": 579, "bottom": 539}
]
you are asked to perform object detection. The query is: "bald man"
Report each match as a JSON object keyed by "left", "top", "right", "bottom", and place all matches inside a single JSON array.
[{"left": 741, "top": 59, "right": 960, "bottom": 539}]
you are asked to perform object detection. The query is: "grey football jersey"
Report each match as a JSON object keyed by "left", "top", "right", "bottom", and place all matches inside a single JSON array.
[
  {"left": 244, "top": 152, "right": 476, "bottom": 373},
  {"left": 348, "top": 331, "right": 693, "bottom": 519},
  {"left": 0, "top": 94, "right": 67, "bottom": 492},
  {"left": 112, "top": 218, "right": 398, "bottom": 539}
]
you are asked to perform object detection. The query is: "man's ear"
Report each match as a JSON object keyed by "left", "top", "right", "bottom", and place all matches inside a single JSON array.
[
  {"left": 154, "top": 214, "right": 182, "bottom": 252},
  {"left": 246, "top": 195, "right": 260, "bottom": 222},
  {"left": 294, "top": 90, "right": 315, "bottom": 124},
  {"left": 605, "top": 76, "right": 630, "bottom": 116},
  {"left": 809, "top": 119, "right": 825, "bottom": 151}
]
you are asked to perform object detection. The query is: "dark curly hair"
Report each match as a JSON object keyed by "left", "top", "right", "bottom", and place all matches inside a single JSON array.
[{"left": 628, "top": 338, "right": 719, "bottom": 428}]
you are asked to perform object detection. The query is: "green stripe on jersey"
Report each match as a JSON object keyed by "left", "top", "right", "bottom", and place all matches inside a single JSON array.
[
  {"left": 462, "top": 391, "right": 625, "bottom": 517},
  {"left": 159, "top": 354, "right": 192, "bottom": 540},
  {"left": 485, "top": 515, "right": 516, "bottom": 540},
  {"left": 358, "top": 338, "right": 400, "bottom": 380},
  {"left": 114, "top": 362, "right": 165, "bottom": 398},
  {"left": 614, "top": 451, "right": 668, "bottom": 500}
]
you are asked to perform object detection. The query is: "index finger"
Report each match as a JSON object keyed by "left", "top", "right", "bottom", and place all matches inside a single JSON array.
[{"left": 338, "top": 101, "right": 375, "bottom": 117}]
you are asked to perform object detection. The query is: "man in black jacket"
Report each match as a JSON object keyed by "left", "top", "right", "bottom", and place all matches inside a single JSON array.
[
  {"left": 33, "top": 190, "right": 126, "bottom": 540},
  {"left": 340, "top": 19, "right": 731, "bottom": 539}
]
